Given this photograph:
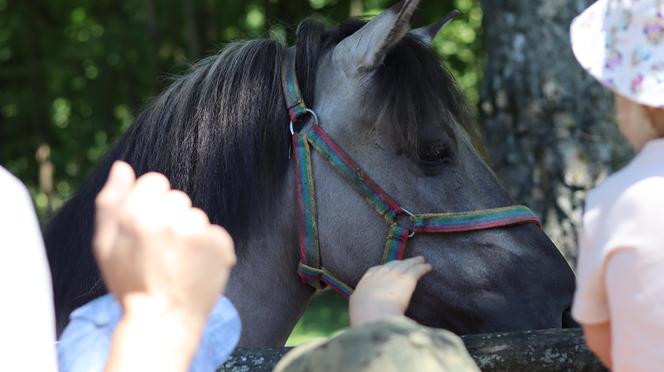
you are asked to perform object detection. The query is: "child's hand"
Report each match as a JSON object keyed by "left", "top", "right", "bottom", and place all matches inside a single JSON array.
[
  {"left": 95, "top": 162, "right": 237, "bottom": 372},
  {"left": 349, "top": 256, "right": 432, "bottom": 327},
  {"left": 94, "top": 161, "right": 236, "bottom": 329}
]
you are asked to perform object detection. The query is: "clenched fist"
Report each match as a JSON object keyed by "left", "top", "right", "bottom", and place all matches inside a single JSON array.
[{"left": 93, "top": 161, "right": 236, "bottom": 330}]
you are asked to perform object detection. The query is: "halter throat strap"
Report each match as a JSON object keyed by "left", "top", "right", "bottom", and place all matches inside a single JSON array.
[{"left": 281, "top": 47, "right": 541, "bottom": 298}]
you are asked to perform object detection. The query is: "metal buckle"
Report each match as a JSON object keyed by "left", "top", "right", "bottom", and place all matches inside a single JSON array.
[
  {"left": 290, "top": 108, "right": 320, "bottom": 135},
  {"left": 401, "top": 208, "right": 416, "bottom": 238}
]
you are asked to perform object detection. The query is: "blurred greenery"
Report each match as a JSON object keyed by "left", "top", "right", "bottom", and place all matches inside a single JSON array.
[
  {"left": 0, "top": 0, "right": 482, "bottom": 343},
  {"left": 286, "top": 290, "right": 349, "bottom": 346}
]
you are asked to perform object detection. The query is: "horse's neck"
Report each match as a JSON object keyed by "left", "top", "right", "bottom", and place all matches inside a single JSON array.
[{"left": 223, "top": 176, "right": 315, "bottom": 347}]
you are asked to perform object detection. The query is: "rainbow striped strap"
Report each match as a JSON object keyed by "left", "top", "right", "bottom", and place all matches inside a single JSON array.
[
  {"left": 382, "top": 224, "right": 412, "bottom": 262},
  {"left": 292, "top": 133, "right": 321, "bottom": 273},
  {"left": 297, "top": 263, "right": 326, "bottom": 290},
  {"left": 281, "top": 48, "right": 308, "bottom": 123},
  {"left": 410, "top": 205, "right": 541, "bottom": 233},
  {"left": 297, "top": 263, "right": 354, "bottom": 298},
  {"left": 305, "top": 125, "right": 403, "bottom": 224}
]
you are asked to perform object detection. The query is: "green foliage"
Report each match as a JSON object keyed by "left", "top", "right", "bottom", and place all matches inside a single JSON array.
[
  {"left": 286, "top": 290, "right": 349, "bottom": 345},
  {"left": 0, "top": 0, "right": 481, "bottom": 340}
]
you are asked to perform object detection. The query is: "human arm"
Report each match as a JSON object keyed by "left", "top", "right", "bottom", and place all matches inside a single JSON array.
[
  {"left": 93, "top": 161, "right": 236, "bottom": 372},
  {"left": 349, "top": 256, "right": 432, "bottom": 327},
  {"left": 573, "top": 174, "right": 664, "bottom": 370},
  {"left": 582, "top": 322, "right": 612, "bottom": 369},
  {"left": 572, "top": 195, "right": 615, "bottom": 368}
]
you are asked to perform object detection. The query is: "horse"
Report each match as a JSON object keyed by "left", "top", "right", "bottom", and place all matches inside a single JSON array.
[{"left": 45, "top": 0, "right": 577, "bottom": 347}]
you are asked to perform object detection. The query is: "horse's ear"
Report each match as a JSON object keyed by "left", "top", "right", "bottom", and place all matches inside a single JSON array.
[
  {"left": 411, "top": 10, "right": 461, "bottom": 45},
  {"left": 333, "top": 0, "right": 421, "bottom": 74}
]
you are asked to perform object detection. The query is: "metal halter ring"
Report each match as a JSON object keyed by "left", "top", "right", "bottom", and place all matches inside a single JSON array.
[
  {"left": 401, "top": 208, "right": 416, "bottom": 238},
  {"left": 290, "top": 108, "right": 320, "bottom": 135}
]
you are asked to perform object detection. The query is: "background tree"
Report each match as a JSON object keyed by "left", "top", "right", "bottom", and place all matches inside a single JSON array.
[{"left": 480, "top": 0, "right": 632, "bottom": 262}]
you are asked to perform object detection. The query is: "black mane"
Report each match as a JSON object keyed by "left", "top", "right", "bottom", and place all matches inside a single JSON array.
[{"left": 45, "top": 18, "right": 479, "bottom": 331}]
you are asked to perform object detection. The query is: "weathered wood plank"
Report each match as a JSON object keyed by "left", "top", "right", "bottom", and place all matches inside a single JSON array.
[
  {"left": 462, "top": 328, "right": 607, "bottom": 371},
  {"left": 220, "top": 328, "right": 607, "bottom": 371}
]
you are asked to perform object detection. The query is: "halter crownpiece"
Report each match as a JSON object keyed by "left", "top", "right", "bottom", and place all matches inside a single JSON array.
[
  {"left": 282, "top": 48, "right": 309, "bottom": 125},
  {"left": 281, "top": 47, "right": 542, "bottom": 298}
]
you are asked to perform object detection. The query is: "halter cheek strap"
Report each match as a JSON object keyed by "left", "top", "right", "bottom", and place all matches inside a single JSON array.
[{"left": 282, "top": 47, "right": 541, "bottom": 298}]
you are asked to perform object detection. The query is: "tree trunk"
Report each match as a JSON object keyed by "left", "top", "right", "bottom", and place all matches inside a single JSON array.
[{"left": 479, "top": 0, "right": 632, "bottom": 263}]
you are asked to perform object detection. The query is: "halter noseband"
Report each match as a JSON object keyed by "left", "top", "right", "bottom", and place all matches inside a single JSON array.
[{"left": 281, "top": 47, "right": 541, "bottom": 298}]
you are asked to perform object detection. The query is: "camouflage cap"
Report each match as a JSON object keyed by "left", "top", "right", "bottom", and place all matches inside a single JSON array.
[{"left": 274, "top": 316, "right": 480, "bottom": 372}]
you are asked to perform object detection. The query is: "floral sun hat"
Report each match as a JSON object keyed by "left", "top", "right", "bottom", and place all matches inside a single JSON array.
[{"left": 571, "top": 0, "right": 664, "bottom": 108}]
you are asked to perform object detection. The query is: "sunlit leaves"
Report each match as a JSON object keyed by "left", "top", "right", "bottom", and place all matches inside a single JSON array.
[
  {"left": 246, "top": 5, "right": 265, "bottom": 31},
  {"left": 309, "top": 0, "right": 336, "bottom": 10},
  {"left": 52, "top": 98, "right": 71, "bottom": 129},
  {"left": 114, "top": 105, "right": 133, "bottom": 132},
  {"left": 2, "top": 103, "right": 17, "bottom": 118},
  {"left": 432, "top": 0, "right": 483, "bottom": 106}
]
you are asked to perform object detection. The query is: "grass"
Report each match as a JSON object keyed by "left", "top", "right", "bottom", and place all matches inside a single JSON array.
[{"left": 285, "top": 289, "right": 349, "bottom": 346}]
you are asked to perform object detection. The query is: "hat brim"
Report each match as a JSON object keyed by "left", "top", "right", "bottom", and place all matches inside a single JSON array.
[
  {"left": 571, "top": 1, "right": 616, "bottom": 92},
  {"left": 571, "top": 0, "right": 664, "bottom": 108}
]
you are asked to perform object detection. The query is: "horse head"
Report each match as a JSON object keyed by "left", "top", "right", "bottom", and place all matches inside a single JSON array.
[
  {"left": 289, "top": 0, "right": 576, "bottom": 333},
  {"left": 45, "top": 0, "right": 576, "bottom": 346}
]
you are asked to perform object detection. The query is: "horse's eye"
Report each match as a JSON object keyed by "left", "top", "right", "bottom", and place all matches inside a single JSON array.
[{"left": 417, "top": 140, "right": 452, "bottom": 165}]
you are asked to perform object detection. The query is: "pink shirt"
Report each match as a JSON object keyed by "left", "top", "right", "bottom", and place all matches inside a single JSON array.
[{"left": 573, "top": 139, "right": 664, "bottom": 372}]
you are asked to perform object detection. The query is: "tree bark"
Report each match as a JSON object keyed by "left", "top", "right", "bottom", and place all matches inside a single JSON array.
[{"left": 479, "top": 0, "right": 632, "bottom": 263}]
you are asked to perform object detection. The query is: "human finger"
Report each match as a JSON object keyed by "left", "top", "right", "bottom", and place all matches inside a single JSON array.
[
  {"left": 207, "top": 225, "right": 237, "bottom": 267},
  {"left": 122, "top": 172, "right": 171, "bottom": 221},
  {"left": 162, "top": 190, "right": 193, "bottom": 211},
  {"left": 94, "top": 161, "right": 136, "bottom": 256},
  {"left": 403, "top": 263, "right": 433, "bottom": 281},
  {"left": 381, "top": 259, "right": 403, "bottom": 270},
  {"left": 382, "top": 256, "right": 425, "bottom": 272},
  {"left": 365, "top": 265, "right": 382, "bottom": 274},
  {"left": 174, "top": 208, "right": 210, "bottom": 235},
  {"left": 96, "top": 161, "right": 136, "bottom": 212},
  {"left": 127, "top": 172, "right": 171, "bottom": 204},
  {"left": 394, "top": 256, "right": 426, "bottom": 272}
]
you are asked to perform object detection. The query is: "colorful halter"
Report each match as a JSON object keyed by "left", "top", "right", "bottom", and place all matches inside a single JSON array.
[{"left": 281, "top": 48, "right": 541, "bottom": 298}]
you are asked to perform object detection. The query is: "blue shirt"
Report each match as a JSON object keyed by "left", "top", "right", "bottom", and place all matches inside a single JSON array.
[{"left": 58, "top": 294, "right": 241, "bottom": 372}]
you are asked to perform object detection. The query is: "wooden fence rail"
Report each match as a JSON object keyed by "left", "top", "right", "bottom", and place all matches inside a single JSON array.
[{"left": 221, "top": 328, "right": 607, "bottom": 371}]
